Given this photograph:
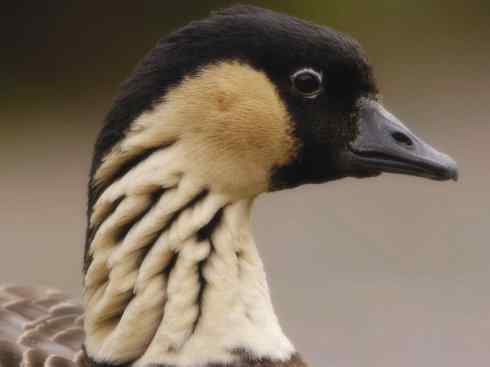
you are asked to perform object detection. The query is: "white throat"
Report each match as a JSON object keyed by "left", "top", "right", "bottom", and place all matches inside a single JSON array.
[{"left": 83, "top": 148, "right": 294, "bottom": 366}]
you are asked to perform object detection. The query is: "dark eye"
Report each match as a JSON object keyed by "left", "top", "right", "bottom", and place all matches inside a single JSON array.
[{"left": 291, "top": 68, "right": 323, "bottom": 98}]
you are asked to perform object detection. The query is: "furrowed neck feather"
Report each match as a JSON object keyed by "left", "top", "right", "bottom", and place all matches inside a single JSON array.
[
  {"left": 83, "top": 60, "right": 300, "bottom": 367},
  {"left": 84, "top": 148, "right": 294, "bottom": 367}
]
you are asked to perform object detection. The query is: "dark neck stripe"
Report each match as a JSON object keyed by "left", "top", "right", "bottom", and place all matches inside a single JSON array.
[
  {"left": 84, "top": 193, "right": 227, "bottom": 361},
  {"left": 84, "top": 195, "right": 125, "bottom": 272},
  {"left": 189, "top": 208, "right": 224, "bottom": 339},
  {"left": 85, "top": 142, "right": 175, "bottom": 274},
  {"left": 135, "top": 188, "right": 210, "bottom": 262},
  {"left": 146, "top": 193, "right": 217, "bottom": 353},
  {"left": 89, "top": 141, "right": 176, "bottom": 211},
  {"left": 84, "top": 186, "right": 209, "bottom": 274},
  {"left": 115, "top": 188, "right": 166, "bottom": 243}
]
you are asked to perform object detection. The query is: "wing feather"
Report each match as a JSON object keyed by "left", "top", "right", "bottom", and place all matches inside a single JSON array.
[{"left": 0, "top": 286, "right": 86, "bottom": 367}]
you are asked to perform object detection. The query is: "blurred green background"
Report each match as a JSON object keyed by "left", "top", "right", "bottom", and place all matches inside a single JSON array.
[{"left": 2, "top": 1, "right": 489, "bottom": 367}]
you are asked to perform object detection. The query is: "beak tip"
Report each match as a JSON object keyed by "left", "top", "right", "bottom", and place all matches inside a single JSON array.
[
  {"left": 451, "top": 170, "right": 459, "bottom": 182},
  {"left": 449, "top": 165, "right": 459, "bottom": 182},
  {"left": 441, "top": 157, "right": 459, "bottom": 182}
]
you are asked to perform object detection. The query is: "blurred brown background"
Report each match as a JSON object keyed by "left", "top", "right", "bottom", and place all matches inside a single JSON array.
[{"left": 1, "top": 1, "right": 489, "bottom": 366}]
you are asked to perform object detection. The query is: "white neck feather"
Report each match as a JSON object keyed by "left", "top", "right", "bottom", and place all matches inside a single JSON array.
[
  {"left": 84, "top": 62, "right": 299, "bottom": 366},
  {"left": 84, "top": 145, "right": 294, "bottom": 367}
]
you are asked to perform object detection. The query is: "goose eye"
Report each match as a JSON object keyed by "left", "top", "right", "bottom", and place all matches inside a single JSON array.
[{"left": 291, "top": 68, "right": 323, "bottom": 98}]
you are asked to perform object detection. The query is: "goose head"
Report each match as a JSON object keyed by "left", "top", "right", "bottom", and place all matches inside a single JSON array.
[
  {"left": 85, "top": 5, "right": 458, "bottom": 367},
  {"left": 91, "top": 5, "right": 457, "bottom": 205}
]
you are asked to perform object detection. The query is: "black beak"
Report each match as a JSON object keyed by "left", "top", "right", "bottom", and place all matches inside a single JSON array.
[{"left": 340, "top": 98, "right": 458, "bottom": 181}]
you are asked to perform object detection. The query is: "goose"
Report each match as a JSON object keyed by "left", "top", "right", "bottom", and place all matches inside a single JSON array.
[{"left": 0, "top": 5, "right": 458, "bottom": 367}]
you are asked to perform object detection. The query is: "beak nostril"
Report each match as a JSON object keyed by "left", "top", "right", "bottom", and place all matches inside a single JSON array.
[{"left": 392, "top": 131, "right": 414, "bottom": 147}]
